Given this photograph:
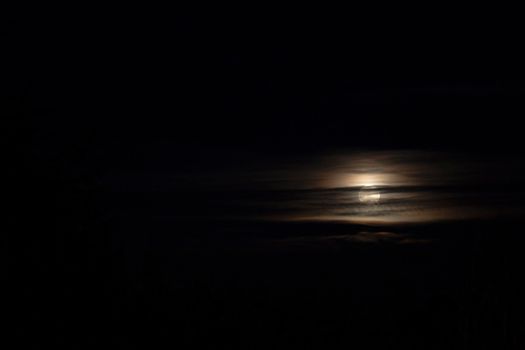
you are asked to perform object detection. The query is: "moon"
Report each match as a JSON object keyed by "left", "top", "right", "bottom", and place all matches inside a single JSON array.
[{"left": 359, "top": 186, "right": 381, "bottom": 204}]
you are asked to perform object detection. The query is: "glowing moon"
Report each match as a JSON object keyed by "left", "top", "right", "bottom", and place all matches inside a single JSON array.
[{"left": 359, "top": 186, "right": 381, "bottom": 204}]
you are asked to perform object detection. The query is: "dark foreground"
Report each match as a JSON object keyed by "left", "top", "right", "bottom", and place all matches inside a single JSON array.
[{"left": 15, "top": 212, "right": 525, "bottom": 349}]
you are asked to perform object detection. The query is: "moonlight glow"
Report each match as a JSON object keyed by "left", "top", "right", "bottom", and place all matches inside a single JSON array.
[{"left": 359, "top": 186, "right": 381, "bottom": 204}]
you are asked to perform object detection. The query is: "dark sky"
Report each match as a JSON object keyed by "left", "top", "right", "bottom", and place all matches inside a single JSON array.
[
  {"left": 7, "top": 16, "right": 525, "bottom": 175},
  {"left": 8, "top": 16, "right": 525, "bottom": 231}
]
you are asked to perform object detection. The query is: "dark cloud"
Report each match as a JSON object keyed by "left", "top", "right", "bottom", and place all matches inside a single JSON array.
[{"left": 100, "top": 150, "right": 525, "bottom": 224}]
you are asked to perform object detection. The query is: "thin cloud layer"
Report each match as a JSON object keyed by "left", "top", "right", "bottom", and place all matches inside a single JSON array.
[{"left": 100, "top": 150, "right": 525, "bottom": 224}]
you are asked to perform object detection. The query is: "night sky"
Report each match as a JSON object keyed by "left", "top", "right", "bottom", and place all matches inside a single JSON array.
[{"left": 8, "top": 14, "right": 525, "bottom": 349}]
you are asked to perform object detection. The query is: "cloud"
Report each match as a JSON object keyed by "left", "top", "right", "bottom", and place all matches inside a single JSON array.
[
  {"left": 273, "top": 231, "right": 431, "bottom": 248},
  {"left": 99, "top": 149, "right": 525, "bottom": 224},
  {"left": 346, "top": 231, "right": 402, "bottom": 243}
]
